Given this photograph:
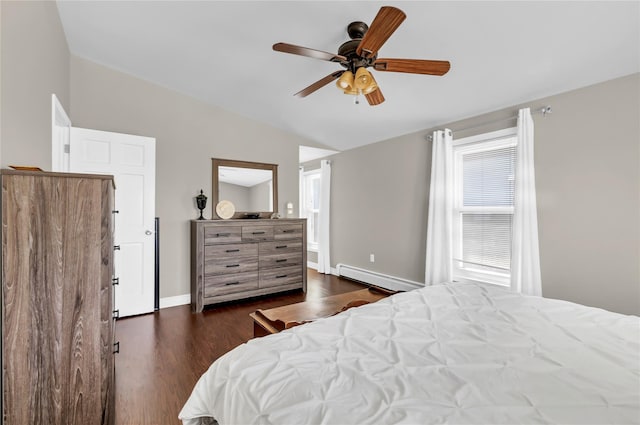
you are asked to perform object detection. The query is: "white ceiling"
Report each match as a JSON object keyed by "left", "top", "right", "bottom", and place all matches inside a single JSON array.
[
  {"left": 219, "top": 166, "right": 272, "bottom": 187},
  {"left": 56, "top": 1, "right": 639, "bottom": 152}
]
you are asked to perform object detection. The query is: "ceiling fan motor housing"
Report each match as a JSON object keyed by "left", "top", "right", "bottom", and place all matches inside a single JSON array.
[{"left": 338, "top": 22, "right": 377, "bottom": 71}]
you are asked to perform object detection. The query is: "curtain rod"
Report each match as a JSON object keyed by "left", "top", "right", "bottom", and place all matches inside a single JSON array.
[{"left": 427, "top": 106, "right": 552, "bottom": 141}]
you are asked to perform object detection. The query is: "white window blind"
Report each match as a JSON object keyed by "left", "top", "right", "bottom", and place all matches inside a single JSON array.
[
  {"left": 461, "top": 213, "right": 512, "bottom": 272},
  {"left": 463, "top": 147, "right": 515, "bottom": 207},
  {"left": 453, "top": 130, "right": 516, "bottom": 285}
]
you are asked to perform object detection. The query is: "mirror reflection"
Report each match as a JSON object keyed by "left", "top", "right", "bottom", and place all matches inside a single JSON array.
[{"left": 218, "top": 166, "right": 273, "bottom": 212}]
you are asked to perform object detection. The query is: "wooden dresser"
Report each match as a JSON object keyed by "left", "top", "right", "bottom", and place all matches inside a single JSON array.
[
  {"left": 1, "top": 170, "right": 116, "bottom": 425},
  {"left": 191, "top": 219, "right": 307, "bottom": 312}
]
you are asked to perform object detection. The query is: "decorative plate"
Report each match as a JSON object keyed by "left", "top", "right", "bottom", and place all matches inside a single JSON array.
[{"left": 216, "top": 200, "right": 235, "bottom": 219}]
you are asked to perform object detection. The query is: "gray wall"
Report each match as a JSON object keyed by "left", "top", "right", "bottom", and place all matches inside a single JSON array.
[
  {"left": 249, "top": 180, "right": 272, "bottom": 211},
  {"left": 219, "top": 182, "right": 250, "bottom": 211},
  {"left": 328, "top": 73, "right": 639, "bottom": 315},
  {"left": 69, "top": 56, "right": 319, "bottom": 299},
  {"left": 0, "top": 1, "right": 70, "bottom": 168}
]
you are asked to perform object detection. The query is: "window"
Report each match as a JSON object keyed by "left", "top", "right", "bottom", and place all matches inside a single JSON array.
[
  {"left": 452, "top": 128, "right": 517, "bottom": 286},
  {"left": 301, "top": 169, "right": 321, "bottom": 251}
]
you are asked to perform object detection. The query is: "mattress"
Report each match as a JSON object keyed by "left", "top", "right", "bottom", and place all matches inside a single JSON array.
[{"left": 179, "top": 283, "right": 640, "bottom": 424}]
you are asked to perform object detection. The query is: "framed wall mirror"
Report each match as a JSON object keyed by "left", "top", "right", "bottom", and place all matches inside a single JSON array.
[{"left": 212, "top": 158, "right": 278, "bottom": 219}]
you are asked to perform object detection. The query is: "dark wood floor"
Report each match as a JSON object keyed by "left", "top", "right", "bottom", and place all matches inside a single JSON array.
[{"left": 114, "top": 269, "right": 366, "bottom": 425}]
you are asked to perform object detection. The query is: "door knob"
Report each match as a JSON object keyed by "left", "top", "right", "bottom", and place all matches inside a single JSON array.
[{"left": 145, "top": 230, "right": 153, "bottom": 235}]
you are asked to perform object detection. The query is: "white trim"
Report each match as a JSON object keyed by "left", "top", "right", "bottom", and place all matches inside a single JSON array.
[
  {"left": 307, "top": 261, "right": 338, "bottom": 275},
  {"left": 160, "top": 294, "right": 191, "bottom": 309},
  {"left": 51, "top": 94, "right": 71, "bottom": 172},
  {"left": 336, "top": 264, "right": 422, "bottom": 292},
  {"left": 452, "top": 126, "right": 517, "bottom": 148}
]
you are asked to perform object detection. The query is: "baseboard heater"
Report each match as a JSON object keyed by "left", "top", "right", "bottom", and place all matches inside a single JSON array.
[{"left": 336, "top": 264, "right": 422, "bottom": 292}]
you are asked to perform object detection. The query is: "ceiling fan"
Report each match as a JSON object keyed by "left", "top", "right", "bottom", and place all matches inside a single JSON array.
[{"left": 273, "top": 6, "right": 451, "bottom": 106}]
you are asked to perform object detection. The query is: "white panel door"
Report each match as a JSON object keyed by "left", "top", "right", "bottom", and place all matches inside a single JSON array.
[{"left": 70, "top": 127, "right": 156, "bottom": 317}]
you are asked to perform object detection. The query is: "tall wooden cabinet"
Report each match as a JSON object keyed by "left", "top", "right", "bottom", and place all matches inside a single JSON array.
[{"left": 1, "top": 170, "right": 116, "bottom": 425}]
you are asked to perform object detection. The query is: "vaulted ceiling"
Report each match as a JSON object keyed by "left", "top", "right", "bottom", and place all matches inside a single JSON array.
[{"left": 56, "top": 1, "right": 639, "bottom": 151}]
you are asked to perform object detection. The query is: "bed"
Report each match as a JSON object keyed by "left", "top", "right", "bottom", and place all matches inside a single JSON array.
[{"left": 179, "top": 282, "right": 640, "bottom": 424}]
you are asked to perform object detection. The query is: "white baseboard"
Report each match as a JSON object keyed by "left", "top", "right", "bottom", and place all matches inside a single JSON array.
[
  {"left": 335, "top": 263, "right": 423, "bottom": 292},
  {"left": 160, "top": 294, "right": 190, "bottom": 309},
  {"left": 307, "top": 261, "right": 338, "bottom": 275}
]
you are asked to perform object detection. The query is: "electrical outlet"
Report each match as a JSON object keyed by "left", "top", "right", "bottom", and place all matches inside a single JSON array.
[{"left": 369, "top": 253, "right": 375, "bottom": 263}]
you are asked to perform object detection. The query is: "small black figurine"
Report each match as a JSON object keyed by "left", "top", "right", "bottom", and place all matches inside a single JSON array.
[{"left": 195, "top": 190, "right": 207, "bottom": 220}]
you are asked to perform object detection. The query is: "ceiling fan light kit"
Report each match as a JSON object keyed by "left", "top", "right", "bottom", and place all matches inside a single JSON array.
[
  {"left": 273, "top": 6, "right": 450, "bottom": 106},
  {"left": 336, "top": 70, "right": 355, "bottom": 90}
]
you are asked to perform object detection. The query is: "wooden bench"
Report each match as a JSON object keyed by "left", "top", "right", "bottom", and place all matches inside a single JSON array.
[{"left": 249, "top": 286, "right": 396, "bottom": 337}]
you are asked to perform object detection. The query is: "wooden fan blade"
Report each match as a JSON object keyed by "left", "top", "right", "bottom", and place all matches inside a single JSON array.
[
  {"left": 373, "top": 58, "right": 451, "bottom": 76},
  {"left": 356, "top": 6, "right": 406, "bottom": 58},
  {"left": 294, "top": 71, "right": 344, "bottom": 98},
  {"left": 273, "top": 42, "right": 347, "bottom": 62},
  {"left": 365, "top": 88, "right": 385, "bottom": 106}
]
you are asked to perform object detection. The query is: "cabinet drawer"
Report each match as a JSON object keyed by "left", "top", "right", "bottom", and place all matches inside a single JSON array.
[
  {"left": 274, "top": 224, "right": 303, "bottom": 240},
  {"left": 259, "top": 265, "right": 303, "bottom": 289},
  {"left": 259, "top": 241, "right": 303, "bottom": 270},
  {"left": 204, "top": 256, "right": 258, "bottom": 276},
  {"left": 205, "top": 243, "right": 257, "bottom": 260},
  {"left": 259, "top": 252, "right": 303, "bottom": 269},
  {"left": 242, "top": 225, "right": 274, "bottom": 241},
  {"left": 259, "top": 240, "right": 302, "bottom": 256},
  {"left": 204, "top": 272, "right": 259, "bottom": 297},
  {"left": 204, "top": 226, "right": 242, "bottom": 244}
]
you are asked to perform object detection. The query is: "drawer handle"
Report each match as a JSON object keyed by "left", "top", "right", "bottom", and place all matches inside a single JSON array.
[
  {"left": 113, "top": 341, "right": 120, "bottom": 354},
  {"left": 276, "top": 245, "right": 287, "bottom": 249},
  {"left": 276, "top": 274, "right": 288, "bottom": 279},
  {"left": 276, "top": 259, "right": 287, "bottom": 263},
  {"left": 112, "top": 210, "right": 119, "bottom": 214},
  {"left": 252, "top": 231, "right": 266, "bottom": 235},
  {"left": 113, "top": 245, "right": 121, "bottom": 251},
  {"left": 225, "top": 281, "right": 240, "bottom": 286},
  {"left": 225, "top": 249, "right": 240, "bottom": 253},
  {"left": 112, "top": 277, "right": 119, "bottom": 286},
  {"left": 112, "top": 309, "right": 120, "bottom": 319},
  {"left": 283, "top": 229, "right": 295, "bottom": 233},
  {"left": 216, "top": 233, "right": 230, "bottom": 237},
  {"left": 226, "top": 264, "right": 240, "bottom": 268}
]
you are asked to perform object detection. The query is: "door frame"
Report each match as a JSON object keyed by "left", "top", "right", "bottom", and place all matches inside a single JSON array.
[{"left": 51, "top": 94, "right": 71, "bottom": 172}]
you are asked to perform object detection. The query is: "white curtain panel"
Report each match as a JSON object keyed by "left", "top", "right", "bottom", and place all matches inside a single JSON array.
[
  {"left": 511, "top": 108, "right": 543, "bottom": 296},
  {"left": 425, "top": 129, "right": 454, "bottom": 285},
  {"left": 317, "top": 160, "right": 332, "bottom": 274}
]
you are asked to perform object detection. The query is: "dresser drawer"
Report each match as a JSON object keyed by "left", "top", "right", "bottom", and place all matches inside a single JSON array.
[
  {"left": 204, "top": 226, "right": 242, "bottom": 244},
  {"left": 242, "top": 225, "right": 274, "bottom": 241},
  {"left": 205, "top": 243, "right": 257, "bottom": 260},
  {"left": 259, "top": 240, "right": 303, "bottom": 269},
  {"left": 259, "top": 252, "right": 303, "bottom": 269},
  {"left": 274, "top": 224, "right": 303, "bottom": 240},
  {"left": 204, "top": 271, "right": 259, "bottom": 297},
  {"left": 259, "top": 265, "right": 303, "bottom": 289},
  {"left": 204, "top": 254, "right": 258, "bottom": 276}
]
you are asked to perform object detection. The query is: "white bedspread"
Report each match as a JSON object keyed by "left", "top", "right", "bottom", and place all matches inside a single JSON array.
[{"left": 179, "top": 283, "right": 640, "bottom": 425}]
